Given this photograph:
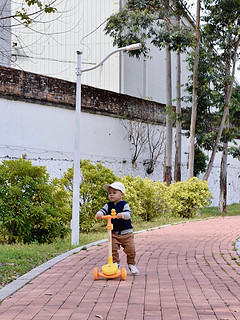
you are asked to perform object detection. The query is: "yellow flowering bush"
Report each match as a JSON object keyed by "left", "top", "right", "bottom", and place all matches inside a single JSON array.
[
  {"left": 122, "top": 175, "right": 144, "bottom": 220},
  {"left": 123, "top": 176, "right": 212, "bottom": 220},
  {"left": 168, "top": 177, "right": 213, "bottom": 218},
  {"left": 60, "top": 162, "right": 213, "bottom": 231},
  {"left": 123, "top": 176, "right": 168, "bottom": 221}
]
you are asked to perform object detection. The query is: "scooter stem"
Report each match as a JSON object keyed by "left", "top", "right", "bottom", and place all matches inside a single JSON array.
[{"left": 101, "top": 215, "right": 118, "bottom": 263}]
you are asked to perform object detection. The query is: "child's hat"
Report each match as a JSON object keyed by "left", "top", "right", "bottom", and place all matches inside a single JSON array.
[{"left": 103, "top": 182, "right": 125, "bottom": 194}]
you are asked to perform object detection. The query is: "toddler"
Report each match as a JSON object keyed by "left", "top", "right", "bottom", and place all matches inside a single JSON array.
[{"left": 96, "top": 182, "right": 139, "bottom": 275}]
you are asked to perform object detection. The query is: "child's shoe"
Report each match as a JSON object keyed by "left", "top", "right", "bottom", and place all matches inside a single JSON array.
[
  {"left": 114, "top": 262, "right": 120, "bottom": 269},
  {"left": 128, "top": 264, "right": 139, "bottom": 275}
]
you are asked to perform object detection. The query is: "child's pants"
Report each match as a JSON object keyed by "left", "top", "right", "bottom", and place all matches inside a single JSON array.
[{"left": 112, "top": 232, "right": 136, "bottom": 265}]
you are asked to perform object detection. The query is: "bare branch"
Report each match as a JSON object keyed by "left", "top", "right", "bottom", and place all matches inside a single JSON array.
[
  {"left": 144, "top": 125, "right": 166, "bottom": 174},
  {"left": 122, "top": 120, "right": 148, "bottom": 166}
]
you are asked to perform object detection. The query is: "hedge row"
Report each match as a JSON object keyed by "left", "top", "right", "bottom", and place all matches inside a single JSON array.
[{"left": 0, "top": 158, "right": 212, "bottom": 243}]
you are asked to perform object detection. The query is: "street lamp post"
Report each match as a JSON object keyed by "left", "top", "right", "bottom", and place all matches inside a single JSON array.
[{"left": 71, "top": 43, "right": 142, "bottom": 245}]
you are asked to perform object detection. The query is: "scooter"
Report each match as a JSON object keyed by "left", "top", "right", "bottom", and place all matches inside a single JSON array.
[{"left": 93, "top": 209, "right": 127, "bottom": 280}]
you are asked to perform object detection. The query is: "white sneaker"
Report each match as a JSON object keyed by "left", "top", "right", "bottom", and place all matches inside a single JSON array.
[{"left": 128, "top": 264, "right": 139, "bottom": 275}]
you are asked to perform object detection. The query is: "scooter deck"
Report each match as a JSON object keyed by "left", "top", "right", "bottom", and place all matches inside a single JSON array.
[
  {"left": 93, "top": 267, "right": 127, "bottom": 280},
  {"left": 98, "top": 271, "right": 122, "bottom": 279}
]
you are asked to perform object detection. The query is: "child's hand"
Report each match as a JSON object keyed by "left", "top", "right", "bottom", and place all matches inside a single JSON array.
[
  {"left": 95, "top": 212, "right": 103, "bottom": 219},
  {"left": 117, "top": 212, "right": 124, "bottom": 219}
]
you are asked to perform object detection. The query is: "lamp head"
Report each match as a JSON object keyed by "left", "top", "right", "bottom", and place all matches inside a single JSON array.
[{"left": 124, "top": 43, "right": 142, "bottom": 51}]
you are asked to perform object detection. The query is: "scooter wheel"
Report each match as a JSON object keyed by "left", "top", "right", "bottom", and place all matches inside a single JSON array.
[
  {"left": 93, "top": 267, "right": 99, "bottom": 280},
  {"left": 121, "top": 267, "right": 127, "bottom": 280}
]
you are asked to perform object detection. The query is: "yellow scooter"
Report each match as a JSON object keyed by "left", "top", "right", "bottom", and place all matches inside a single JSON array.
[{"left": 93, "top": 209, "right": 127, "bottom": 280}]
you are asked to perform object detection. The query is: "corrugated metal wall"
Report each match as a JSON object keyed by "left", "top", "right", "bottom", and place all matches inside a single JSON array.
[
  {"left": 10, "top": 0, "right": 120, "bottom": 92},
  {"left": 9, "top": 0, "right": 192, "bottom": 106},
  {"left": 0, "top": 0, "right": 11, "bottom": 67}
]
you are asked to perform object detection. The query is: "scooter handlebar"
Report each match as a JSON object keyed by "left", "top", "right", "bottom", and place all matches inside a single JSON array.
[
  {"left": 95, "top": 214, "right": 118, "bottom": 221},
  {"left": 95, "top": 214, "right": 119, "bottom": 231},
  {"left": 101, "top": 215, "right": 118, "bottom": 219}
]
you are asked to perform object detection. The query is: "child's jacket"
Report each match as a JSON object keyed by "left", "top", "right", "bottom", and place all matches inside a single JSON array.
[{"left": 99, "top": 200, "right": 133, "bottom": 235}]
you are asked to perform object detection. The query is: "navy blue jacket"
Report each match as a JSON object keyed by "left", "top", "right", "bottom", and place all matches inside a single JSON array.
[{"left": 99, "top": 200, "right": 133, "bottom": 234}]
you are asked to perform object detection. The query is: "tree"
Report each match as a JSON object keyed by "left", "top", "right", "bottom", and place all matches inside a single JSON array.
[
  {"left": 0, "top": 0, "right": 56, "bottom": 26},
  {"left": 122, "top": 120, "right": 166, "bottom": 173},
  {"left": 201, "top": 0, "right": 240, "bottom": 182},
  {"left": 200, "top": 0, "right": 240, "bottom": 212},
  {"left": 105, "top": 0, "right": 194, "bottom": 183},
  {"left": 122, "top": 120, "right": 148, "bottom": 167},
  {"left": 219, "top": 83, "right": 240, "bottom": 212},
  {"left": 183, "top": 0, "right": 240, "bottom": 212},
  {"left": 187, "top": 0, "right": 200, "bottom": 179},
  {"left": 144, "top": 124, "right": 166, "bottom": 174},
  {"left": 228, "top": 85, "right": 240, "bottom": 159}
]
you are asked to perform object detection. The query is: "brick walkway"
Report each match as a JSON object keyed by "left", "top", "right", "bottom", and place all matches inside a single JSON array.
[{"left": 0, "top": 216, "right": 240, "bottom": 320}]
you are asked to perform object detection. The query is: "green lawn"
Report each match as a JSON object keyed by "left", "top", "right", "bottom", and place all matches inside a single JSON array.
[{"left": 1, "top": 204, "right": 240, "bottom": 289}]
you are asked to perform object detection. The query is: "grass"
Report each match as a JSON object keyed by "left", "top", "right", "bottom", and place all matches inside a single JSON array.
[
  {"left": 0, "top": 232, "right": 106, "bottom": 289},
  {"left": 0, "top": 204, "right": 240, "bottom": 289}
]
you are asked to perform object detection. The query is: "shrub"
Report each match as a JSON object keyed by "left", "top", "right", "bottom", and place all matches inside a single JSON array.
[
  {"left": 123, "top": 176, "right": 212, "bottom": 221},
  {"left": 0, "top": 158, "right": 71, "bottom": 244},
  {"left": 60, "top": 162, "right": 213, "bottom": 231},
  {"left": 60, "top": 160, "right": 119, "bottom": 232},
  {"left": 138, "top": 178, "right": 166, "bottom": 221},
  {"left": 122, "top": 175, "right": 144, "bottom": 221},
  {"left": 123, "top": 176, "right": 168, "bottom": 221},
  {"left": 168, "top": 177, "right": 213, "bottom": 218}
]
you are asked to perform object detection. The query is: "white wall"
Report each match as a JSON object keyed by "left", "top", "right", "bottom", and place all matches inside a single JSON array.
[{"left": 1, "top": 97, "right": 240, "bottom": 207}]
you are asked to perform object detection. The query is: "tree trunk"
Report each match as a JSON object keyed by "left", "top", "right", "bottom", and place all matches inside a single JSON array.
[
  {"left": 218, "top": 142, "right": 228, "bottom": 213},
  {"left": 218, "top": 32, "right": 231, "bottom": 213},
  {"left": 174, "top": 49, "right": 181, "bottom": 182},
  {"left": 187, "top": 0, "right": 200, "bottom": 179},
  {"left": 174, "top": 10, "right": 182, "bottom": 182},
  {"left": 164, "top": 0, "right": 172, "bottom": 186},
  {"left": 203, "top": 105, "right": 229, "bottom": 181},
  {"left": 164, "top": 44, "right": 172, "bottom": 186}
]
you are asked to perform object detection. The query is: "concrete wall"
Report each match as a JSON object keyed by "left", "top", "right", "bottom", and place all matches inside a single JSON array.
[{"left": 0, "top": 66, "right": 240, "bottom": 207}]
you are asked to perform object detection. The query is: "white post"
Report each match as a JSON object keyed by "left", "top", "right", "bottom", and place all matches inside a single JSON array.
[
  {"left": 71, "top": 51, "right": 82, "bottom": 245},
  {"left": 71, "top": 44, "right": 142, "bottom": 246}
]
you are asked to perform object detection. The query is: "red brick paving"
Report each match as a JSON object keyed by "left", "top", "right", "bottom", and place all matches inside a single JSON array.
[{"left": 0, "top": 216, "right": 240, "bottom": 320}]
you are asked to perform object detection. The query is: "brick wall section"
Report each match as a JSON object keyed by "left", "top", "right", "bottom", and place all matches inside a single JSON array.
[
  {"left": 0, "top": 66, "right": 76, "bottom": 107},
  {"left": 0, "top": 65, "right": 166, "bottom": 125}
]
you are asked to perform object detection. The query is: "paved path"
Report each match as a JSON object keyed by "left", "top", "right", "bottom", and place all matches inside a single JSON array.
[{"left": 0, "top": 216, "right": 240, "bottom": 320}]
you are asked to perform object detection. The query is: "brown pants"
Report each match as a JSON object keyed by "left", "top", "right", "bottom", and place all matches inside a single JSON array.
[{"left": 112, "top": 232, "right": 136, "bottom": 265}]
